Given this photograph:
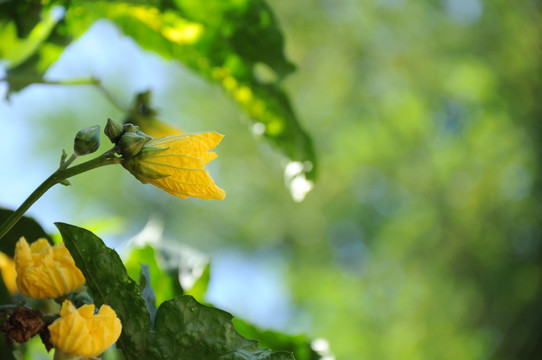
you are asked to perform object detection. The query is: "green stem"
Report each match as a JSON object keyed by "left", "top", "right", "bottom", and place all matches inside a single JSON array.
[
  {"left": 0, "top": 149, "right": 121, "bottom": 241},
  {"left": 0, "top": 76, "right": 128, "bottom": 111},
  {"left": 0, "top": 77, "right": 100, "bottom": 87}
]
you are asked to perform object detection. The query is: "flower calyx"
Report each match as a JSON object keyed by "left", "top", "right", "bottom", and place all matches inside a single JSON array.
[
  {"left": 118, "top": 131, "right": 152, "bottom": 157},
  {"left": 105, "top": 119, "right": 155, "bottom": 158}
]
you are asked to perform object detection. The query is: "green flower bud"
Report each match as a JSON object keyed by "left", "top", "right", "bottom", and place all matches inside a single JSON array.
[
  {"left": 136, "top": 130, "right": 152, "bottom": 141},
  {"left": 74, "top": 125, "right": 100, "bottom": 156},
  {"left": 123, "top": 123, "right": 139, "bottom": 133},
  {"left": 104, "top": 118, "right": 123, "bottom": 143},
  {"left": 119, "top": 131, "right": 151, "bottom": 157}
]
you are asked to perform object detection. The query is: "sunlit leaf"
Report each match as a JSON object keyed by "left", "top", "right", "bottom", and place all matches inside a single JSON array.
[
  {"left": 234, "top": 318, "right": 323, "bottom": 360},
  {"left": 185, "top": 262, "right": 210, "bottom": 302},
  {"left": 124, "top": 245, "right": 182, "bottom": 306},
  {"left": 2, "top": 6, "right": 70, "bottom": 96},
  {"left": 0, "top": 5, "right": 63, "bottom": 70},
  {"left": 62, "top": 0, "right": 318, "bottom": 184}
]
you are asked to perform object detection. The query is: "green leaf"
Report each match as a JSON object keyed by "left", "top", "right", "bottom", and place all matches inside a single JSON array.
[
  {"left": 139, "top": 264, "right": 158, "bottom": 326},
  {"left": 172, "top": 0, "right": 296, "bottom": 78},
  {"left": 0, "top": 208, "right": 52, "bottom": 257},
  {"left": 234, "top": 319, "right": 323, "bottom": 360},
  {"left": 62, "top": 0, "right": 317, "bottom": 184},
  {"left": 149, "top": 295, "right": 295, "bottom": 360},
  {"left": 55, "top": 222, "right": 150, "bottom": 360},
  {"left": 0, "top": 336, "right": 16, "bottom": 360},
  {"left": 184, "top": 262, "right": 210, "bottom": 302},
  {"left": 0, "top": 269, "right": 12, "bottom": 304},
  {"left": 125, "top": 245, "right": 182, "bottom": 306},
  {"left": 56, "top": 225, "right": 295, "bottom": 359},
  {"left": 0, "top": 11, "right": 72, "bottom": 97},
  {"left": 0, "top": 0, "right": 43, "bottom": 39},
  {"left": 0, "top": 5, "right": 63, "bottom": 70}
]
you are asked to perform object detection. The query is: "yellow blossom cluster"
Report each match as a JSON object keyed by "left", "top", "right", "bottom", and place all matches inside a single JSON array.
[{"left": 11, "top": 237, "right": 122, "bottom": 358}]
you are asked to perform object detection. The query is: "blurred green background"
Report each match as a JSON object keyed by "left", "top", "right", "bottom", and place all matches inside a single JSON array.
[{"left": 1, "top": 1, "right": 542, "bottom": 359}]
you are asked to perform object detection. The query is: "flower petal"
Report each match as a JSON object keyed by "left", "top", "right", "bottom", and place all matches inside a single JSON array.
[
  {"left": 123, "top": 132, "right": 226, "bottom": 200},
  {"left": 14, "top": 238, "right": 85, "bottom": 298},
  {"left": 49, "top": 301, "right": 122, "bottom": 357}
]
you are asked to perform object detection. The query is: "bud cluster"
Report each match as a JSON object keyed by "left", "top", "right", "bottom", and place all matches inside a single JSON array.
[{"left": 105, "top": 118, "right": 153, "bottom": 157}]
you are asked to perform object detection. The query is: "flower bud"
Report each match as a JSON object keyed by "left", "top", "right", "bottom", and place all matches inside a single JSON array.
[
  {"left": 119, "top": 131, "right": 151, "bottom": 157},
  {"left": 123, "top": 123, "right": 139, "bottom": 133},
  {"left": 136, "top": 130, "right": 153, "bottom": 141},
  {"left": 104, "top": 118, "right": 124, "bottom": 143},
  {"left": 74, "top": 125, "right": 100, "bottom": 156}
]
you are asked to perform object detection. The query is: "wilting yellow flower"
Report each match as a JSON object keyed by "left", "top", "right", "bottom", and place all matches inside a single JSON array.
[
  {"left": 0, "top": 252, "right": 17, "bottom": 295},
  {"left": 14, "top": 238, "right": 85, "bottom": 298},
  {"left": 122, "top": 132, "right": 226, "bottom": 200},
  {"left": 49, "top": 300, "right": 122, "bottom": 357}
]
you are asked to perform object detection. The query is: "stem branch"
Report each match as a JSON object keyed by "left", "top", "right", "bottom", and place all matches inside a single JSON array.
[{"left": 0, "top": 149, "right": 120, "bottom": 241}]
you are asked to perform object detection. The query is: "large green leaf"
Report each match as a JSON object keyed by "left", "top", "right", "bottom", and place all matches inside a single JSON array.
[
  {"left": 55, "top": 222, "right": 150, "bottom": 360},
  {"left": 63, "top": 0, "right": 318, "bottom": 184},
  {"left": 1, "top": 0, "right": 317, "bottom": 190},
  {"left": 56, "top": 223, "right": 295, "bottom": 360},
  {"left": 149, "top": 295, "right": 295, "bottom": 360}
]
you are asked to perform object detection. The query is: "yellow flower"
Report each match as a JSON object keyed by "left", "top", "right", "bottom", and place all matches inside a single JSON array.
[
  {"left": 136, "top": 118, "right": 183, "bottom": 138},
  {"left": 49, "top": 300, "right": 122, "bottom": 358},
  {"left": 122, "top": 132, "right": 226, "bottom": 200},
  {"left": 14, "top": 238, "right": 85, "bottom": 298},
  {"left": 0, "top": 252, "right": 17, "bottom": 295}
]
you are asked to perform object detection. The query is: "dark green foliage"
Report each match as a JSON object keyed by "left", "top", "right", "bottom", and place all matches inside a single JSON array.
[
  {"left": 56, "top": 222, "right": 150, "bottom": 359},
  {"left": 56, "top": 223, "right": 295, "bottom": 360},
  {"left": 0, "top": 0, "right": 43, "bottom": 38},
  {"left": 150, "top": 296, "right": 294, "bottom": 360},
  {"left": 0, "top": 209, "right": 51, "bottom": 256}
]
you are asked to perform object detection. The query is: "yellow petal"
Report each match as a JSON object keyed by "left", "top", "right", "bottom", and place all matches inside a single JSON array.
[
  {"left": 137, "top": 119, "right": 183, "bottom": 138},
  {"left": 49, "top": 300, "right": 122, "bottom": 357},
  {"left": 124, "top": 132, "right": 226, "bottom": 200},
  {"left": 0, "top": 252, "right": 18, "bottom": 295},
  {"left": 14, "top": 237, "right": 85, "bottom": 298}
]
